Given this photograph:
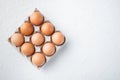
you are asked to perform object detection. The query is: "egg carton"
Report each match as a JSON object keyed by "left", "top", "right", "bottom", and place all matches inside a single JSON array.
[{"left": 8, "top": 8, "right": 66, "bottom": 68}]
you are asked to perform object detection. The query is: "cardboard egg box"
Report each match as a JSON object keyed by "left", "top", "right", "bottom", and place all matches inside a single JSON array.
[{"left": 8, "top": 8, "right": 66, "bottom": 68}]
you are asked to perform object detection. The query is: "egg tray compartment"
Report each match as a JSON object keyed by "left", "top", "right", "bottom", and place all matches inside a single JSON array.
[{"left": 8, "top": 9, "right": 66, "bottom": 68}]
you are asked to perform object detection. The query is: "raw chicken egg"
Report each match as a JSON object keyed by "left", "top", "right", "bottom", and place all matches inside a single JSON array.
[
  {"left": 30, "top": 10, "right": 44, "bottom": 26},
  {"left": 10, "top": 33, "right": 24, "bottom": 47},
  {"left": 21, "top": 42, "right": 35, "bottom": 56},
  {"left": 42, "top": 42, "right": 56, "bottom": 56},
  {"left": 31, "top": 33, "right": 45, "bottom": 46},
  {"left": 31, "top": 52, "right": 46, "bottom": 67},
  {"left": 40, "top": 22, "right": 55, "bottom": 36},
  {"left": 51, "top": 31, "right": 65, "bottom": 46},
  {"left": 19, "top": 21, "right": 34, "bottom": 36}
]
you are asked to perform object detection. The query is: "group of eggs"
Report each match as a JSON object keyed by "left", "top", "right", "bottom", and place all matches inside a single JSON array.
[{"left": 8, "top": 9, "right": 65, "bottom": 67}]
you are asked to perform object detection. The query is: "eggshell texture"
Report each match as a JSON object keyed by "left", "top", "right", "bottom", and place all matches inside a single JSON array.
[
  {"left": 21, "top": 42, "right": 35, "bottom": 56},
  {"left": 40, "top": 22, "right": 55, "bottom": 36},
  {"left": 31, "top": 33, "right": 45, "bottom": 46},
  {"left": 11, "top": 33, "right": 24, "bottom": 46},
  {"left": 20, "top": 22, "right": 34, "bottom": 36},
  {"left": 51, "top": 31, "right": 65, "bottom": 46},
  {"left": 31, "top": 52, "right": 46, "bottom": 67},
  {"left": 30, "top": 11, "right": 44, "bottom": 26},
  {"left": 42, "top": 42, "right": 56, "bottom": 56}
]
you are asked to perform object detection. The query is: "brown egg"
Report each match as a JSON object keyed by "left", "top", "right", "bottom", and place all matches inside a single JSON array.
[
  {"left": 51, "top": 31, "right": 65, "bottom": 46},
  {"left": 42, "top": 42, "right": 56, "bottom": 56},
  {"left": 21, "top": 42, "right": 35, "bottom": 56},
  {"left": 19, "top": 22, "right": 34, "bottom": 36},
  {"left": 10, "top": 33, "right": 24, "bottom": 47},
  {"left": 40, "top": 22, "right": 55, "bottom": 36},
  {"left": 31, "top": 52, "right": 46, "bottom": 67},
  {"left": 31, "top": 33, "right": 45, "bottom": 46},
  {"left": 30, "top": 10, "right": 44, "bottom": 26}
]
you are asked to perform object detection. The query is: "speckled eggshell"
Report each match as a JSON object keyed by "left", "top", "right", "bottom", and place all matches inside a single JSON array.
[
  {"left": 40, "top": 22, "right": 55, "bottom": 36},
  {"left": 21, "top": 42, "right": 35, "bottom": 56},
  {"left": 31, "top": 33, "right": 45, "bottom": 46},
  {"left": 31, "top": 52, "right": 46, "bottom": 67},
  {"left": 51, "top": 31, "right": 65, "bottom": 46},
  {"left": 30, "top": 10, "right": 44, "bottom": 26},
  {"left": 42, "top": 42, "right": 56, "bottom": 56},
  {"left": 19, "top": 22, "right": 34, "bottom": 36},
  {"left": 10, "top": 33, "right": 24, "bottom": 47}
]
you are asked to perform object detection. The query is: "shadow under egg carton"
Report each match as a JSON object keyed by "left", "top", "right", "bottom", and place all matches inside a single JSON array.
[{"left": 8, "top": 8, "right": 66, "bottom": 68}]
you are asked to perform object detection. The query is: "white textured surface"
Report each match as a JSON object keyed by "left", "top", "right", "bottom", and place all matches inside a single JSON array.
[{"left": 0, "top": 0, "right": 120, "bottom": 80}]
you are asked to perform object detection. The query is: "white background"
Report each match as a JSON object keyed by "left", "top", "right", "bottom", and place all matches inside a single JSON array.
[{"left": 0, "top": 0, "right": 120, "bottom": 80}]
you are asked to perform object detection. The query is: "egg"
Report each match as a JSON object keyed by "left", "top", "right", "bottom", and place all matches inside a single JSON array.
[
  {"left": 30, "top": 10, "right": 44, "bottom": 26},
  {"left": 51, "top": 31, "right": 65, "bottom": 46},
  {"left": 10, "top": 33, "right": 24, "bottom": 47},
  {"left": 40, "top": 22, "right": 55, "bottom": 36},
  {"left": 21, "top": 42, "right": 35, "bottom": 56},
  {"left": 31, "top": 33, "right": 45, "bottom": 46},
  {"left": 31, "top": 52, "right": 46, "bottom": 67},
  {"left": 42, "top": 42, "right": 56, "bottom": 56},
  {"left": 19, "top": 21, "right": 34, "bottom": 36}
]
